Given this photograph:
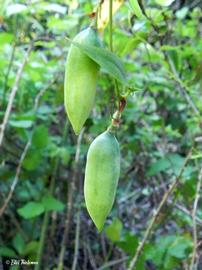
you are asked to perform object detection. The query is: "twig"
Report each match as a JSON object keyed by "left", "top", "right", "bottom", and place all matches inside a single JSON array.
[
  {"left": 167, "top": 199, "right": 202, "bottom": 227},
  {"left": 0, "top": 79, "right": 56, "bottom": 217},
  {"left": 97, "top": 256, "right": 129, "bottom": 270},
  {"left": 189, "top": 167, "right": 202, "bottom": 270},
  {"left": 72, "top": 204, "right": 81, "bottom": 270},
  {"left": 128, "top": 148, "right": 193, "bottom": 270},
  {"left": 0, "top": 140, "right": 31, "bottom": 217},
  {"left": 167, "top": 57, "right": 200, "bottom": 117},
  {"left": 0, "top": 44, "right": 32, "bottom": 148},
  {"left": 57, "top": 128, "right": 85, "bottom": 270},
  {"left": 2, "top": 42, "right": 17, "bottom": 104},
  {"left": 85, "top": 240, "right": 97, "bottom": 270}
]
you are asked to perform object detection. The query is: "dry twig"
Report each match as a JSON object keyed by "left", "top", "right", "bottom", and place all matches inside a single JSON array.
[
  {"left": 57, "top": 128, "right": 85, "bottom": 270},
  {"left": 128, "top": 148, "right": 193, "bottom": 270},
  {"left": 0, "top": 44, "right": 32, "bottom": 148},
  {"left": 0, "top": 79, "right": 56, "bottom": 217},
  {"left": 189, "top": 167, "right": 202, "bottom": 270}
]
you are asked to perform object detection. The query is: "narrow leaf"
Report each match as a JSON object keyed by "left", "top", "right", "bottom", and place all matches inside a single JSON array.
[
  {"left": 129, "top": 0, "right": 145, "bottom": 19},
  {"left": 155, "top": 0, "right": 176, "bottom": 6},
  {"left": 70, "top": 40, "right": 127, "bottom": 85}
]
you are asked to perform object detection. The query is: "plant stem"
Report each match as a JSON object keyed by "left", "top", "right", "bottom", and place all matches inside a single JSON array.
[
  {"left": 57, "top": 128, "right": 85, "bottom": 270},
  {"left": 109, "top": 0, "right": 113, "bottom": 52},
  {"left": 35, "top": 123, "right": 68, "bottom": 270}
]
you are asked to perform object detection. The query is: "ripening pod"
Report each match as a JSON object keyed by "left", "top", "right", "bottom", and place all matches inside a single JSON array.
[
  {"left": 64, "top": 27, "right": 102, "bottom": 135},
  {"left": 84, "top": 130, "right": 120, "bottom": 232}
]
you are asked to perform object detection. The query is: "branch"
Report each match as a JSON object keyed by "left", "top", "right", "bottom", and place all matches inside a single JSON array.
[
  {"left": 167, "top": 57, "right": 201, "bottom": 117},
  {"left": 189, "top": 167, "right": 202, "bottom": 270},
  {"left": 57, "top": 128, "right": 85, "bottom": 270},
  {"left": 72, "top": 203, "right": 81, "bottom": 270},
  {"left": 0, "top": 78, "right": 56, "bottom": 217},
  {"left": 128, "top": 147, "right": 193, "bottom": 270},
  {"left": 0, "top": 44, "right": 32, "bottom": 148},
  {"left": 98, "top": 256, "right": 129, "bottom": 270}
]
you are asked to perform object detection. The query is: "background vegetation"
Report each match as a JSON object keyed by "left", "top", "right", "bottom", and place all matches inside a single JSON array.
[{"left": 0, "top": 0, "right": 202, "bottom": 269}]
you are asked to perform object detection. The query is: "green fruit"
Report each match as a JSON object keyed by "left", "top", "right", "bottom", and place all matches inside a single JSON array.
[
  {"left": 84, "top": 130, "right": 120, "bottom": 232},
  {"left": 64, "top": 27, "right": 101, "bottom": 135}
]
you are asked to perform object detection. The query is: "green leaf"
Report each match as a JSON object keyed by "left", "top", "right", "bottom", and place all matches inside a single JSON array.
[
  {"left": 0, "top": 246, "right": 17, "bottom": 257},
  {"left": 106, "top": 218, "right": 122, "bottom": 242},
  {"left": 23, "top": 150, "right": 42, "bottom": 171},
  {"left": 146, "top": 235, "right": 176, "bottom": 266},
  {"left": 168, "top": 236, "right": 192, "bottom": 259},
  {"left": 117, "top": 232, "right": 139, "bottom": 255},
  {"left": 41, "top": 195, "right": 65, "bottom": 212},
  {"left": 32, "top": 125, "right": 49, "bottom": 149},
  {"left": 12, "top": 233, "right": 25, "bottom": 255},
  {"left": 39, "top": 3, "right": 67, "bottom": 14},
  {"left": 70, "top": 40, "right": 127, "bottom": 85},
  {"left": 155, "top": 0, "right": 176, "bottom": 6},
  {"left": 129, "top": 0, "right": 145, "bottom": 19},
  {"left": 23, "top": 241, "right": 39, "bottom": 256},
  {"left": 147, "top": 153, "right": 186, "bottom": 176},
  {"left": 176, "top": 7, "right": 189, "bottom": 19},
  {"left": 147, "top": 158, "right": 170, "bottom": 176},
  {"left": 59, "top": 147, "right": 70, "bottom": 165},
  {"left": 6, "top": 4, "right": 27, "bottom": 16},
  {"left": 0, "top": 33, "right": 14, "bottom": 45},
  {"left": 9, "top": 120, "right": 33, "bottom": 128},
  {"left": 17, "top": 202, "right": 45, "bottom": 219}
]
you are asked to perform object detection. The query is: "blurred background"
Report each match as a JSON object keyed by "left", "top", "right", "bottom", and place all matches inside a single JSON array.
[{"left": 0, "top": 0, "right": 202, "bottom": 269}]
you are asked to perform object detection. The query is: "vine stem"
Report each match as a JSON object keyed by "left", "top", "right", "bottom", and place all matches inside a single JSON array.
[
  {"left": 128, "top": 147, "right": 193, "bottom": 270},
  {"left": 109, "top": 0, "right": 113, "bottom": 52}
]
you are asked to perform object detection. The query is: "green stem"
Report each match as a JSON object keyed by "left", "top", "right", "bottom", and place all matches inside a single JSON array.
[
  {"left": 109, "top": 0, "right": 121, "bottom": 103},
  {"left": 34, "top": 123, "right": 68, "bottom": 270},
  {"left": 35, "top": 211, "right": 49, "bottom": 270},
  {"left": 109, "top": 0, "right": 113, "bottom": 52}
]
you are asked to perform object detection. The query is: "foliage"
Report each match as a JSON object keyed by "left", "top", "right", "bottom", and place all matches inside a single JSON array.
[{"left": 0, "top": 0, "right": 202, "bottom": 269}]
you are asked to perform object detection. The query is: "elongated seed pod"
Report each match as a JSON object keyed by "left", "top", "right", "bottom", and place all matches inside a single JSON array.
[
  {"left": 84, "top": 130, "right": 120, "bottom": 232},
  {"left": 64, "top": 27, "right": 101, "bottom": 135}
]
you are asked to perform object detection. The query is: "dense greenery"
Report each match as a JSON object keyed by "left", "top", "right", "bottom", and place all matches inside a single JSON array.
[{"left": 0, "top": 0, "right": 202, "bottom": 269}]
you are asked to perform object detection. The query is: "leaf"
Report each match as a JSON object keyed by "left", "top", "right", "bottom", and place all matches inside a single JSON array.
[
  {"left": 70, "top": 40, "right": 127, "bottom": 85},
  {"left": 155, "top": 0, "right": 176, "bottom": 6},
  {"left": 176, "top": 7, "right": 189, "bottom": 19},
  {"left": 40, "top": 3, "right": 67, "bottom": 14},
  {"left": 0, "top": 33, "right": 14, "bottom": 45},
  {"left": 23, "top": 150, "right": 42, "bottom": 171},
  {"left": 168, "top": 236, "right": 192, "bottom": 259},
  {"left": 32, "top": 125, "right": 49, "bottom": 149},
  {"left": 41, "top": 195, "right": 65, "bottom": 212},
  {"left": 0, "top": 246, "right": 17, "bottom": 257},
  {"left": 106, "top": 218, "right": 122, "bottom": 242},
  {"left": 129, "top": 0, "right": 145, "bottom": 19},
  {"left": 9, "top": 120, "right": 33, "bottom": 128},
  {"left": 6, "top": 4, "right": 27, "bottom": 16},
  {"left": 117, "top": 232, "right": 139, "bottom": 255},
  {"left": 147, "top": 158, "right": 170, "bottom": 176},
  {"left": 23, "top": 241, "right": 39, "bottom": 256},
  {"left": 147, "top": 153, "right": 186, "bottom": 176},
  {"left": 17, "top": 202, "right": 45, "bottom": 219},
  {"left": 12, "top": 233, "right": 25, "bottom": 255}
]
